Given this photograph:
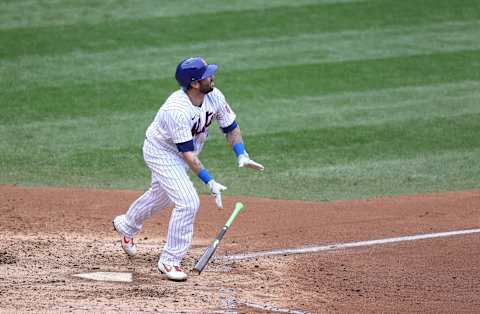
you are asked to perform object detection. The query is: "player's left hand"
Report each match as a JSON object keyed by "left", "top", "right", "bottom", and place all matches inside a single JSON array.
[
  {"left": 238, "top": 154, "right": 264, "bottom": 171},
  {"left": 207, "top": 180, "right": 227, "bottom": 209}
]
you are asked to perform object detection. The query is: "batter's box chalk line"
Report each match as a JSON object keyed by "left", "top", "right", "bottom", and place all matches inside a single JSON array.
[
  {"left": 220, "top": 228, "right": 480, "bottom": 260},
  {"left": 218, "top": 287, "right": 310, "bottom": 314}
]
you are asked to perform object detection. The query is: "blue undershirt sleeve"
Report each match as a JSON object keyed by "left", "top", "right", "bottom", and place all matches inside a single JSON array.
[
  {"left": 176, "top": 140, "right": 194, "bottom": 152},
  {"left": 221, "top": 120, "right": 238, "bottom": 134}
]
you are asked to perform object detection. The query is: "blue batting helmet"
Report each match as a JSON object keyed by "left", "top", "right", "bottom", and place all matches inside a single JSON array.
[{"left": 175, "top": 57, "right": 218, "bottom": 90}]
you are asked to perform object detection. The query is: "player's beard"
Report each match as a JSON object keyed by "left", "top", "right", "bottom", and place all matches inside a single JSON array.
[{"left": 199, "top": 79, "right": 214, "bottom": 94}]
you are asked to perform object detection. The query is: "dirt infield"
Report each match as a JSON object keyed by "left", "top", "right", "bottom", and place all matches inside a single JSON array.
[{"left": 1, "top": 185, "right": 479, "bottom": 313}]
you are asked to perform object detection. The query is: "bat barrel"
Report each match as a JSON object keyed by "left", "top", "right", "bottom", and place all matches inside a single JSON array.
[{"left": 193, "top": 202, "right": 244, "bottom": 274}]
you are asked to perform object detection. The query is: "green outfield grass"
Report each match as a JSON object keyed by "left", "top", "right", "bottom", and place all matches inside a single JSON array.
[{"left": 1, "top": 0, "right": 479, "bottom": 201}]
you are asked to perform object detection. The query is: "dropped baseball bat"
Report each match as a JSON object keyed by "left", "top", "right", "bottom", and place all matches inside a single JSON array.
[{"left": 193, "top": 202, "right": 245, "bottom": 274}]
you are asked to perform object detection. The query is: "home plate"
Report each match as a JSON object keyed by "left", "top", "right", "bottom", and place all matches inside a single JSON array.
[{"left": 73, "top": 272, "right": 132, "bottom": 282}]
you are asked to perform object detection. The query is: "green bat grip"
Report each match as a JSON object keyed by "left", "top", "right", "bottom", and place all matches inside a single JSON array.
[{"left": 225, "top": 202, "right": 244, "bottom": 228}]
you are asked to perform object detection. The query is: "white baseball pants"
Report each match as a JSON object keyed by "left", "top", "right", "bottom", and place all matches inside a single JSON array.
[{"left": 114, "top": 145, "right": 200, "bottom": 266}]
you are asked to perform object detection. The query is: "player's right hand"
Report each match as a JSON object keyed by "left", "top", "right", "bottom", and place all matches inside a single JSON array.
[{"left": 207, "top": 180, "right": 227, "bottom": 209}]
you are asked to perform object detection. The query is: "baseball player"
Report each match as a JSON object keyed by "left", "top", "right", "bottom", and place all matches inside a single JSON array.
[{"left": 113, "top": 57, "right": 264, "bottom": 281}]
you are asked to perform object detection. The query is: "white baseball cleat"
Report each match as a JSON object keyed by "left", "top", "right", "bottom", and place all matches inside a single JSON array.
[
  {"left": 157, "top": 262, "right": 187, "bottom": 281},
  {"left": 120, "top": 235, "right": 137, "bottom": 256},
  {"left": 112, "top": 219, "right": 137, "bottom": 257}
]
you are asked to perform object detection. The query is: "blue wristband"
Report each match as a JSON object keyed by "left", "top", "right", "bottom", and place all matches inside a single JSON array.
[
  {"left": 198, "top": 169, "right": 213, "bottom": 184},
  {"left": 232, "top": 143, "right": 246, "bottom": 157}
]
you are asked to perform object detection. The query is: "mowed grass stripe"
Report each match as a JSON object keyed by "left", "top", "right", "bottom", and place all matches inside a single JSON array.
[
  {"left": 2, "top": 113, "right": 478, "bottom": 197},
  {"left": 205, "top": 114, "right": 480, "bottom": 167},
  {"left": 0, "top": 112, "right": 151, "bottom": 152},
  {"left": 223, "top": 149, "right": 480, "bottom": 201},
  {"left": 287, "top": 149, "right": 480, "bottom": 181},
  {"left": 2, "top": 80, "right": 478, "bottom": 154},
  {"left": 0, "top": 0, "right": 362, "bottom": 30},
  {"left": 1, "top": 0, "right": 479, "bottom": 58},
  {"left": 222, "top": 50, "right": 480, "bottom": 100},
  {"left": 3, "top": 21, "right": 480, "bottom": 92},
  {"left": 5, "top": 148, "right": 479, "bottom": 200},
  {"left": 234, "top": 81, "right": 480, "bottom": 135},
  {"left": 200, "top": 114, "right": 480, "bottom": 200},
  {"left": 3, "top": 49, "right": 479, "bottom": 125}
]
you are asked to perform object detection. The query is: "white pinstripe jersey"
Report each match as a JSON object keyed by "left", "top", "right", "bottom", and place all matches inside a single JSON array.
[{"left": 145, "top": 88, "right": 236, "bottom": 157}]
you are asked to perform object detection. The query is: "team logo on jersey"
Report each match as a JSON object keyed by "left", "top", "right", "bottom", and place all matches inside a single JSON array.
[{"left": 191, "top": 111, "right": 215, "bottom": 136}]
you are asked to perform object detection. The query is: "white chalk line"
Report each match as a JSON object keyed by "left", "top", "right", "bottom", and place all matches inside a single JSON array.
[
  {"left": 222, "top": 228, "right": 480, "bottom": 261},
  {"left": 240, "top": 301, "right": 309, "bottom": 314},
  {"left": 219, "top": 287, "right": 237, "bottom": 313},
  {"left": 218, "top": 287, "right": 309, "bottom": 314}
]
